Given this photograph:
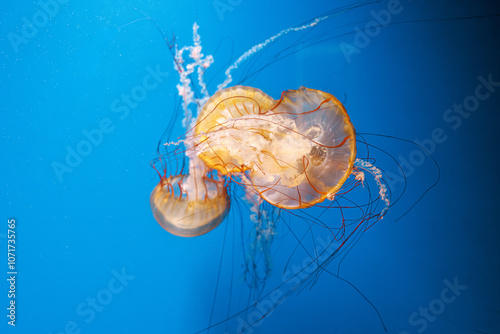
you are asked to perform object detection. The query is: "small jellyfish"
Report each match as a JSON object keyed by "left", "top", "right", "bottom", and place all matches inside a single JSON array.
[{"left": 150, "top": 158, "right": 230, "bottom": 237}]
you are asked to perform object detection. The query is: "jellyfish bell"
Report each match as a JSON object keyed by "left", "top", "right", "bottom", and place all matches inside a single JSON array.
[
  {"left": 193, "top": 85, "right": 276, "bottom": 174},
  {"left": 150, "top": 158, "right": 230, "bottom": 237},
  {"left": 192, "top": 85, "right": 356, "bottom": 209}
]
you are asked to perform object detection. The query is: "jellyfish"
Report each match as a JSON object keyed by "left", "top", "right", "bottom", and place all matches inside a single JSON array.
[
  {"left": 149, "top": 22, "right": 231, "bottom": 238},
  {"left": 149, "top": 158, "right": 230, "bottom": 237},
  {"left": 192, "top": 85, "right": 356, "bottom": 210}
]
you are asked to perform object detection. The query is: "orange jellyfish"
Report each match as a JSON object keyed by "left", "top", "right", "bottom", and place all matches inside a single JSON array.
[
  {"left": 150, "top": 157, "right": 230, "bottom": 237},
  {"left": 192, "top": 85, "right": 357, "bottom": 210}
]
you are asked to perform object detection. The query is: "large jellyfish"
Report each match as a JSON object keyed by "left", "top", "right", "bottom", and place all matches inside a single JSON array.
[{"left": 192, "top": 85, "right": 357, "bottom": 210}]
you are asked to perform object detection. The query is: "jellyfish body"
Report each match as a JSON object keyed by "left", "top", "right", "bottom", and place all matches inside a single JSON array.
[
  {"left": 193, "top": 85, "right": 356, "bottom": 209},
  {"left": 150, "top": 159, "right": 230, "bottom": 237}
]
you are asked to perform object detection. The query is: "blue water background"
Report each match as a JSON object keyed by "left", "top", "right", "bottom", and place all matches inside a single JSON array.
[{"left": 1, "top": 0, "right": 500, "bottom": 333}]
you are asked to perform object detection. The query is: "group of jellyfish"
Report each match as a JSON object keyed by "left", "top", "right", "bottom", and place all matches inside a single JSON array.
[
  {"left": 149, "top": 20, "right": 390, "bottom": 243},
  {"left": 141, "top": 10, "right": 398, "bottom": 332}
]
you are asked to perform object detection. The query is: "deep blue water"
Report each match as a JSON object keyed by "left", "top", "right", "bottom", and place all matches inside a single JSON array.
[{"left": 1, "top": 0, "right": 500, "bottom": 333}]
